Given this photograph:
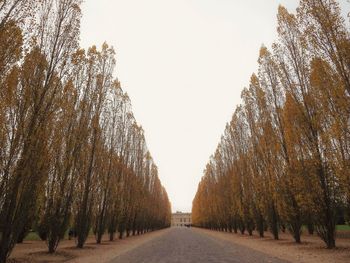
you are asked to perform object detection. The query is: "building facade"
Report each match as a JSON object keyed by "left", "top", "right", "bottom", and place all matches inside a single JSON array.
[{"left": 171, "top": 211, "right": 192, "bottom": 227}]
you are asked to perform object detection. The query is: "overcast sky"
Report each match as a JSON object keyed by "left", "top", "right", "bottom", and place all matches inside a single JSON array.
[{"left": 80, "top": 0, "right": 349, "bottom": 213}]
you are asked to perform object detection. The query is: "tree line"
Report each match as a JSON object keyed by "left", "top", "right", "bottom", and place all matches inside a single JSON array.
[
  {"left": 192, "top": 0, "right": 349, "bottom": 249},
  {"left": 0, "top": 1, "right": 171, "bottom": 262}
]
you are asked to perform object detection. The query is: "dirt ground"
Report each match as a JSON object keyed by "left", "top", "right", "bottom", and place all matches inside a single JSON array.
[
  {"left": 8, "top": 228, "right": 350, "bottom": 263},
  {"left": 8, "top": 229, "right": 170, "bottom": 263},
  {"left": 195, "top": 228, "right": 350, "bottom": 263}
]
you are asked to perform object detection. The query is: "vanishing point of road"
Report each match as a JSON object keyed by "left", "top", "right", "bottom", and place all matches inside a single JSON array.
[{"left": 110, "top": 228, "right": 289, "bottom": 263}]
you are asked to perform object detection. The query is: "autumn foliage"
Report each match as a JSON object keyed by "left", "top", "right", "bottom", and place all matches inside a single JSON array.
[
  {"left": 0, "top": 1, "right": 171, "bottom": 262},
  {"left": 192, "top": 0, "right": 349, "bottom": 249}
]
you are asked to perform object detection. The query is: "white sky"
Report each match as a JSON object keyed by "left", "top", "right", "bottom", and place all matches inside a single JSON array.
[{"left": 80, "top": 0, "right": 349, "bottom": 213}]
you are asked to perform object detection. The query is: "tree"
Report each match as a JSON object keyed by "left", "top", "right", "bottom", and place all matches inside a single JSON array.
[
  {"left": 0, "top": 1, "right": 171, "bottom": 260},
  {"left": 192, "top": 0, "right": 348, "bottom": 249}
]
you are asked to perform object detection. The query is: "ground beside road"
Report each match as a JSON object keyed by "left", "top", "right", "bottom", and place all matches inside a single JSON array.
[
  {"left": 195, "top": 228, "right": 350, "bottom": 263},
  {"left": 9, "top": 227, "right": 350, "bottom": 263},
  {"left": 9, "top": 230, "right": 168, "bottom": 263}
]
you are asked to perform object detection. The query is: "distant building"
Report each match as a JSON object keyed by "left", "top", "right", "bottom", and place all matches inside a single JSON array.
[{"left": 171, "top": 211, "right": 192, "bottom": 227}]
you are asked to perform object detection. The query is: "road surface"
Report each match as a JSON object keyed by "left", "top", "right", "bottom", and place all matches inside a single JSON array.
[{"left": 110, "top": 228, "right": 289, "bottom": 263}]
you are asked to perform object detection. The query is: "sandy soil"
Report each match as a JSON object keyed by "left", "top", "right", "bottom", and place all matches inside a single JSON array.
[
  {"left": 195, "top": 228, "right": 350, "bottom": 263},
  {"left": 8, "top": 229, "right": 170, "bottom": 263}
]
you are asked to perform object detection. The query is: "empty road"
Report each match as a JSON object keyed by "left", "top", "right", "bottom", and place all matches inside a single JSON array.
[{"left": 110, "top": 228, "right": 289, "bottom": 263}]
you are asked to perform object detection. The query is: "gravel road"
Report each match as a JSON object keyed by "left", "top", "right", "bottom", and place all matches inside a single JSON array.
[{"left": 110, "top": 228, "right": 289, "bottom": 263}]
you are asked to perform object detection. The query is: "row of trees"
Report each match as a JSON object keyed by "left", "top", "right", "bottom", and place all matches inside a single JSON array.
[
  {"left": 0, "top": 1, "right": 171, "bottom": 262},
  {"left": 192, "top": 0, "right": 349, "bottom": 249}
]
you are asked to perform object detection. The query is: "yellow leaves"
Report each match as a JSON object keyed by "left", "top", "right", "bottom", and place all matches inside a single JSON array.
[
  {"left": 3, "top": 66, "right": 20, "bottom": 107},
  {"left": 310, "top": 58, "right": 330, "bottom": 88},
  {"left": 71, "top": 3, "right": 82, "bottom": 13},
  {"left": 277, "top": 5, "right": 297, "bottom": 36},
  {"left": 258, "top": 46, "right": 270, "bottom": 65},
  {"left": 88, "top": 45, "right": 98, "bottom": 58},
  {"left": 194, "top": 0, "right": 349, "bottom": 245},
  {"left": 22, "top": 47, "right": 48, "bottom": 83},
  {"left": 250, "top": 73, "right": 259, "bottom": 87},
  {"left": 0, "top": 20, "right": 23, "bottom": 75},
  {"left": 0, "top": 0, "right": 171, "bottom": 253},
  {"left": 72, "top": 48, "right": 86, "bottom": 65},
  {"left": 20, "top": 48, "right": 48, "bottom": 108}
]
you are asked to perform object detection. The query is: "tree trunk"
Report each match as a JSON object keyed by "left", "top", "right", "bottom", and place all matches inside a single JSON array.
[{"left": 257, "top": 215, "right": 264, "bottom": 238}]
